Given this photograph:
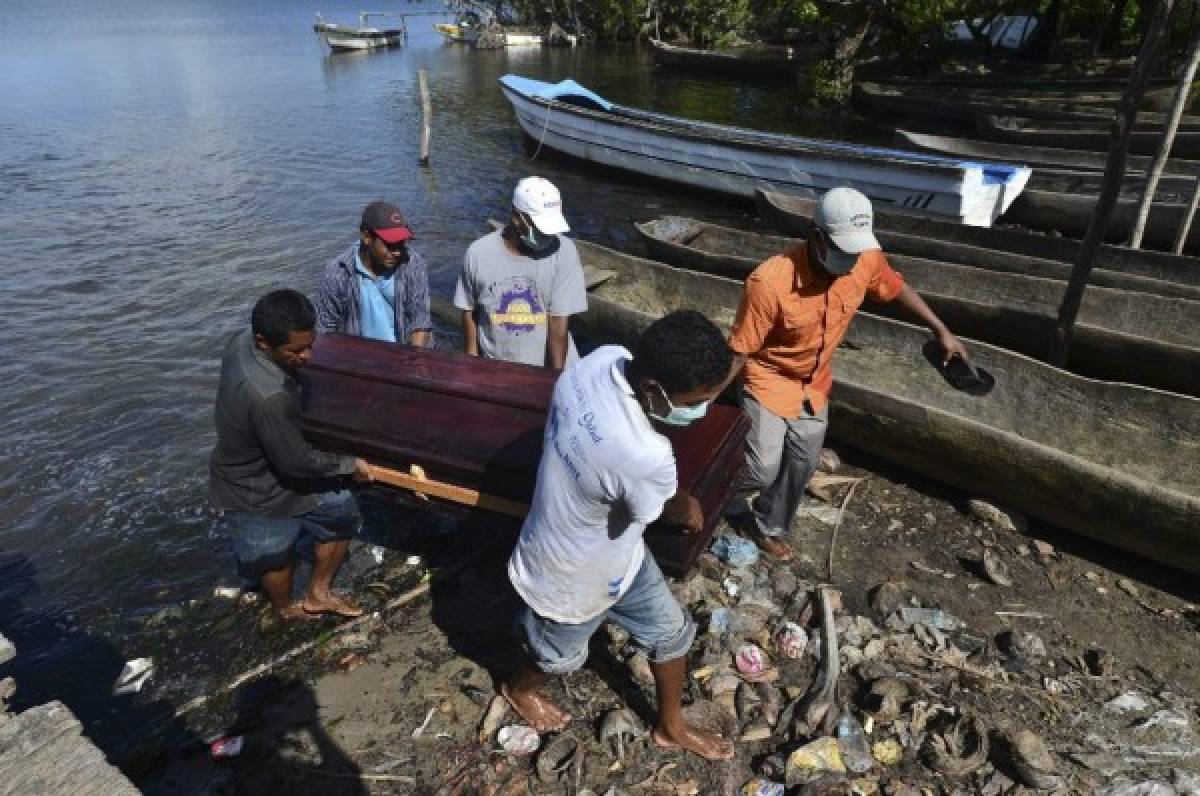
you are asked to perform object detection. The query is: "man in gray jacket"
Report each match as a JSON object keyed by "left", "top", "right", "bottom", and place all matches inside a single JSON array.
[
  {"left": 316, "top": 201, "right": 432, "bottom": 346},
  {"left": 210, "top": 290, "right": 372, "bottom": 621}
]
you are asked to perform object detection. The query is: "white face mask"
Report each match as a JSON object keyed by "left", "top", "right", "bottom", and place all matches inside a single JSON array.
[{"left": 648, "top": 384, "right": 709, "bottom": 426}]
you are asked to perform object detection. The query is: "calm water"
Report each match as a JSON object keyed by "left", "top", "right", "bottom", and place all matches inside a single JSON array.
[{"left": 0, "top": 0, "right": 879, "bottom": 740}]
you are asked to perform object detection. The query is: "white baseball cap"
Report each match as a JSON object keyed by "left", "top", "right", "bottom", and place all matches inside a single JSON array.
[
  {"left": 814, "top": 186, "right": 880, "bottom": 274},
  {"left": 513, "top": 176, "right": 570, "bottom": 235}
]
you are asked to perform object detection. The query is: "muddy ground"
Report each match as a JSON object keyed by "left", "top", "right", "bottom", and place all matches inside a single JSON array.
[{"left": 136, "top": 443, "right": 1200, "bottom": 796}]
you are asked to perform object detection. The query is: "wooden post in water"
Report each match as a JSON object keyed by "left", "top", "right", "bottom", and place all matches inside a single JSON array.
[
  {"left": 1174, "top": 176, "right": 1200, "bottom": 253},
  {"left": 418, "top": 69, "right": 432, "bottom": 167},
  {"left": 1129, "top": 23, "right": 1200, "bottom": 249},
  {"left": 1049, "top": 0, "right": 1175, "bottom": 367}
]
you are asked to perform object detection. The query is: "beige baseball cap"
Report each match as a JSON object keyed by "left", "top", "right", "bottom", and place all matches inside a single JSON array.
[{"left": 814, "top": 186, "right": 880, "bottom": 274}]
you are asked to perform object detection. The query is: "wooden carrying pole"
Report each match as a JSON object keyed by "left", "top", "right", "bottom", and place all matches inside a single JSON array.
[
  {"left": 1049, "top": 0, "right": 1176, "bottom": 367},
  {"left": 1129, "top": 22, "right": 1200, "bottom": 249},
  {"left": 418, "top": 69, "right": 432, "bottom": 166},
  {"left": 364, "top": 462, "right": 527, "bottom": 518}
]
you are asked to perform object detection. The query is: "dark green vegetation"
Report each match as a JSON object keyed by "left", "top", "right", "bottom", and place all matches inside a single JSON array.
[{"left": 498, "top": 1, "right": 1200, "bottom": 102}]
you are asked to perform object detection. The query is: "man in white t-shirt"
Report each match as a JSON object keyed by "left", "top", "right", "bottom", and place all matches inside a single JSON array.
[{"left": 502, "top": 311, "right": 736, "bottom": 761}]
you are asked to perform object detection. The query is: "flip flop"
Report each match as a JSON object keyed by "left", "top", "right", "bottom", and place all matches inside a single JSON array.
[
  {"left": 500, "top": 683, "right": 571, "bottom": 733},
  {"left": 303, "top": 594, "right": 364, "bottom": 618},
  {"left": 923, "top": 342, "right": 996, "bottom": 396}
]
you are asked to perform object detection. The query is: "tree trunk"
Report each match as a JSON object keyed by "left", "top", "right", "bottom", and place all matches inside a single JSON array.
[
  {"left": 1129, "top": 21, "right": 1200, "bottom": 249},
  {"left": 1022, "top": 0, "right": 1061, "bottom": 61},
  {"left": 800, "top": 7, "right": 875, "bottom": 104},
  {"left": 1095, "top": 0, "right": 1132, "bottom": 54},
  {"left": 1049, "top": 0, "right": 1176, "bottom": 367}
]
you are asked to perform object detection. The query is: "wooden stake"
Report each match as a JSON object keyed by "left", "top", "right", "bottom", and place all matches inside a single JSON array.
[
  {"left": 365, "top": 462, "right": 528, "bottom": 518},
  {"left": 1049, "top": 0, "right": 1176, "bottom": 367},
  {"left": 1174, "top": 176, "right": 1200, "bottom": 254},
  {"left": 1130, "top": 22, "right": 1200, "bottom": 249},
  {"left": 418, "top": 69, "right": 432, "bottom": 167}
]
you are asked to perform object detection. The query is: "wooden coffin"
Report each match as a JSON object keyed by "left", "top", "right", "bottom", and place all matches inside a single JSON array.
[{"left": 298, "top": 334, "right": 749, "bottom": 577}]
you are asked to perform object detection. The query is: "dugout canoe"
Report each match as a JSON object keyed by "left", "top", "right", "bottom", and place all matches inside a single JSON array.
[
  {"left": 1003, "top": 188, "right": 1200, "bottom": 253},
  {"left": 299, "top": 333, "right": 748, "bottom": 577},
  {"left": 853, "top": 82, "right": 1171, "bottom": 128},
  {"left": 568, "top": 236, "right": 1200, "bottom": 575},
  {"left": 635, "top": 216, "right": 1200, "bottom": 397},
  {"left": 498, "top": 74, "right": 1030, "bottom": 226},
  {"left": 896, "top": 129, "right": 1200, "bottom": 178},
  {"left": 756, "top": 189, "right": 1200, "bottom": 290},
  {"left": 648, "top": 38, "right": 812, "bottom": 80},
  {"left": 977, "top": 115, "right": 1200, "bottom": 159}
]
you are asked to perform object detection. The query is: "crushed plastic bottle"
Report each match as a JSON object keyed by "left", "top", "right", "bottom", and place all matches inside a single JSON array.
[
  {"left": 897, "top": 606, "right": 964, "bottom": 631},
  {"left": 836, "top": 710, "right": 874, "bottom": 774},
  {"left": 710, "top": 533, "right": 760, "bottom": 569},
  {"left": 210, "top": 735, "right": 244, "bottom": 758}
]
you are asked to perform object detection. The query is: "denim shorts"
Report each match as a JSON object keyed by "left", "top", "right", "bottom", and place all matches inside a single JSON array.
[
  {"left": 515, "top": 554, "right": 696, "bottom": 675},
  {"left": 221, "top": 490, "right": 362, "bottom": 578}
]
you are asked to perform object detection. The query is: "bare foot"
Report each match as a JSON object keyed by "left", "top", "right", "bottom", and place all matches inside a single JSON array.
[
  {"left": 500, "top": 682, "right": 571, "bottom": 732},
  {"left": 303, "top": 592, "right": 363, "bottom": 618},
  {"left": 652, "top": 724, "right": 735, "bottom": 761},
  {"left": 277, "top": 602, "right": 323, "bottom": 622}
]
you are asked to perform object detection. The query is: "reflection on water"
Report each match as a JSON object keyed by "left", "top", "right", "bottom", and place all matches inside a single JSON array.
[{"left": 0, "top": 0, "right": 883, "bottom": 738}]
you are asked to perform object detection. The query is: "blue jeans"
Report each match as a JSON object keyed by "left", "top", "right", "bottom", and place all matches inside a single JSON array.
[
  {"left": 515, "top": 554, "right": 696, "bottom": 675},
  {"left": 221, "top": 490, "right": 362, "bottom": 579}
]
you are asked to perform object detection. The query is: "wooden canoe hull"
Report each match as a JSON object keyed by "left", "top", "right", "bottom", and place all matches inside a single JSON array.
[
  {"left": 977, "top": 115, "right": 1200, "bottom": 158},
  {"left": 649, "top": 38, "right": 811, "bottom": 79},
  {"left": 298, "top": 334, "right": 749, "bottom": 577},
  {"left": 635, "top": 216, "right": 1200, "bottom": 397},
  {"left": 569, "top": 237, "right": 1200, "bottom": 574},
  {"left": 895, "top": 129, "right": 1200, "bottom": 179},
  {"left": 637, "top": 214, "right": 1200, "bottom": 302},
  {"left": 1003, "top": 188, "right": 1200, "bottom": 253},
  {"left": 755, "top": 189, "right": 1200, "bottom": 290}
]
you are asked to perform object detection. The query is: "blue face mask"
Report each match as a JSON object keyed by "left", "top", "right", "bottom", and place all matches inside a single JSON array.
[{"left": 649, "top": 385, "right": 709, "bottom": 426}]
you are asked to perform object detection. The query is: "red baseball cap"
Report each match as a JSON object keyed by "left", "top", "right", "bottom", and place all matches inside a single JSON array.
[{"left": 361, "top": 201, "right": 413, "bottom": 244}]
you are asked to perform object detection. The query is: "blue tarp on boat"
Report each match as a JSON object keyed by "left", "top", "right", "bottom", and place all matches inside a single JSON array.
[{"left": 499, "top": 75, "right": 613, "bottom": 111}]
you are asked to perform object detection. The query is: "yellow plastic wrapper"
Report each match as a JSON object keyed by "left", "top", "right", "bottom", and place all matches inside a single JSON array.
[
  {"left": 872, "top": 738, "right": 905, "bottom": 766},
  {"left": 785, "top": 737, "right": 847, "bottom": 784}
]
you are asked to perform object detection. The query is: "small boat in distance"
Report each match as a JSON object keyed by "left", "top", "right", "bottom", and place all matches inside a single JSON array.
[
  {"left": 497, "top": 75, "right": 1030, "bottom": 226},
  {"left": 648, "top": 38, "right": 813, "bottom": 80},
  {"left": 314, "top": 11, "right": 407, "bottom": 52},
  {"left": 434, "top": 21, "right": 481, "bottom": 43}
]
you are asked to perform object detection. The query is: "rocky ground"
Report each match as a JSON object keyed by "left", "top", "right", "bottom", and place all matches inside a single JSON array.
[{"left": 136, "top": 444, "right": 1200, "bottom": 796}]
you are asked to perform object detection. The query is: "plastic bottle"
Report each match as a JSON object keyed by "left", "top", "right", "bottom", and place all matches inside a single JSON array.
[
  {"left": 898, "top": 606, "right": 964, "bottom": 631},
  {"left": 836, "top": 710, "right": 874, "bottom": 773}
]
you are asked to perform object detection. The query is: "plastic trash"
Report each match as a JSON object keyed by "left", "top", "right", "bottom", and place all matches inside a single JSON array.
[
  {"left": 735, "top": 644, "right": 769, "bottom": 676},
  {"left": 837, "top": 711, "right": 875, "bottom": 773},
  {"left": 369, "top": 545, "right": 386, "bottom": 564},
  {"left": 497, "top": 724, "right": 540, "bottom": 755},
  {"left": 739, "top": 780, "right": 785, "bottom": 796},
  {"left": 210, "top": 736, "right": 244, "bottom": 758},
  {"left": 775, "top": 621, "right": 808, "bottom": 659},
  {"left": 786, "top": 737, "right": 846, "bottom": 786},
  {"left": 710, "top": 533, "right": 760, "bottom": 568},
  {"left": 113, "top": 658, "right": 154, "bottom": 695},
  {"left": 708, "top": 607, "right": 731, "bottom": 635},
  {"left": 1105, "top": 691, "right": 1153, "bottom": 713},
  {"left": 897, "top": 606, "right": 964, "bottom": 631},
  {"left": 212, "top": 586, "right": 241, "bottom": 599}
]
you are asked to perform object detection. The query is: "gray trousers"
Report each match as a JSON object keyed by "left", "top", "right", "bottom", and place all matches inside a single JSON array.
[{"left": 731, "top": 390, "right": 829, "bottom": 538}]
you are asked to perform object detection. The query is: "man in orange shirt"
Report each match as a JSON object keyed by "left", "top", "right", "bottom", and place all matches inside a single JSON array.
[{"left": 726, "top": 187, "right": 967, "bottom": 559}]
